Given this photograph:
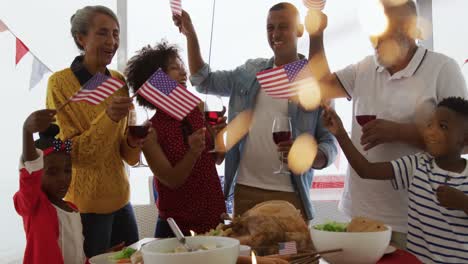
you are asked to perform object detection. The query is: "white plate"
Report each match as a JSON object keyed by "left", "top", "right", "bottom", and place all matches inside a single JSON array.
[
  {"left": 384, "top": 245, "right": 396, "bottom": 255},
  {"left": 89, "top": 252, "right": 124, "bottom": 264}
]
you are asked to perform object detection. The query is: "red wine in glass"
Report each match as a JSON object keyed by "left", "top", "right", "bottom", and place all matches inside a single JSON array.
[
  {"left": 356, "top": 115, "right": 376, "bottom": 126},
  {"left": 273, "top": 131, "right": 292, "bottom": 145},
  {"left": 205, "top": 111, "right": 224, "bottom": 126},
  {"left": 129, "top": 125, "right": 149, "bottom": 139}
]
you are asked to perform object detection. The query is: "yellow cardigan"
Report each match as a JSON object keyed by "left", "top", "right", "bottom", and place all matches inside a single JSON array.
[{"left": 46, "top": 68, "right": 140, "bottom": 214}]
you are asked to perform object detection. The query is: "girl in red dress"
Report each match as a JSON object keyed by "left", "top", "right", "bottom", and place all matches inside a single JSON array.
[{"left": 125, "top": 42, "right": 226, "bottom": 237}]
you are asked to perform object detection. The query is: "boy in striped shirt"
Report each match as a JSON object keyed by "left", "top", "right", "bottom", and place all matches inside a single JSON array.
[{"left": 323, "top": 97, "right": 468, "bottom": 263}]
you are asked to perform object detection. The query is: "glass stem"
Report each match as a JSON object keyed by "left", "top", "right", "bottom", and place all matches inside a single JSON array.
[{"left": 279, "top": 151, "right": 284, "bottom": 171}]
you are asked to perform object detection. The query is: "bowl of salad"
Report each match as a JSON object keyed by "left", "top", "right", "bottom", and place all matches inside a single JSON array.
[
  {"left": 310, "top": 217, "right": 391, "bottom": 264},
  {"left": 141, "top": 236, "right": 239, "bottom": 264}
]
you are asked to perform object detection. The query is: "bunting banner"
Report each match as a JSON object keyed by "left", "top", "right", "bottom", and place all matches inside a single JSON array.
[
  {"left": 0, "top": 19, "right": 7, "bottom": 32},
  {"left": 30, "top": 56, "right": 52, "bottom": 90},
  {"left": 1, "top": 19, "right": 52, "bottom": 90},
  {"left": 16, "top": 37, "right": 29, "bottom": 65}
]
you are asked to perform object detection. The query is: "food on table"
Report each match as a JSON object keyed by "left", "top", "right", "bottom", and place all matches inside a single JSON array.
[
  {"left": 346, "top": 217, "right": 387, "bottom": 232},
  {"left": 313, "top": 221, "right": 347, "bottom": 232},
  {"left": 166, "top": 243, "right": 221, "bottom": 253},
  {"left": 130, "top": 250, "right": 143, "bottom": 264},
  {"left": 313, "top": 217, "right": 388, "bottom": 233},
  {"left": 206, "top": 200, "right": 313, "bottom": 255},
  {"left": 108, "top": 247, "right": 137, "bottom": 263}
]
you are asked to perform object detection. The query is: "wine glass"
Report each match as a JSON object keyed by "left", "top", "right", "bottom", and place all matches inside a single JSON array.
[
  {"left": 272, "top": 116, "right": 292, "bottom": 175},
  {"left": 354, "top": 96, "right": 376, "bottom": 155},
  {"left": 204, "top": 95, "right": 225, "bottom": 153},
  {"left": 128, "top": 106, "right": 150, "bottom": 168}
]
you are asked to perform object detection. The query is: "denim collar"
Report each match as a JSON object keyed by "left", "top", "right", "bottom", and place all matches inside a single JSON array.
[{"left": 264, "top": 53, "right": 307, "bottom": 70}]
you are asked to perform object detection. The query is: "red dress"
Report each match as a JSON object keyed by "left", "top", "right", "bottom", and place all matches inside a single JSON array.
[{"left": 151, "top": 107, "right": 226, "bottom": 234}]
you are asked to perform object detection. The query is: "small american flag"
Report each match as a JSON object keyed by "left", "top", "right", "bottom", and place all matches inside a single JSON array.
[
  {"left": 136, "top": 69, "right": 200, "bottom": 121},
  {"left": 70, "top": 73, "right": 124, "bottom": 105},
  {"left": 303, "top": 0, "right": 326, "bottom": 10},
  {"left": 278, "top": 241, "right": 297, "bottom": 255},
  {"left": 170, "top": 0, "right": 182, "bottom": 16},
  {"left": 256, "top": 59, "right": 312, "bottom": 99}
]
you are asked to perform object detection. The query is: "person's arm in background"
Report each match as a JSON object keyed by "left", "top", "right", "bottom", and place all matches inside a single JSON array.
[
  {"left": 142, "top": 128, "right": 206, "bottom": 189},
  {"left": 14, "top": 109, "right": 56, "bottom": 216},
  {"left": 321, "top": 106, "right": 395, "bottom": 180},
  {"left": 312, "top": 106, "right": 337, "bottom": 169},
  {"left": 46, "top": 74, "right": 141, "bottom": 166},
  {"left": 174, "top": 10, "right": 243, "bottom": 97},
  {"left": 306, "top": 10, "right": 348, "bottom": 100}
]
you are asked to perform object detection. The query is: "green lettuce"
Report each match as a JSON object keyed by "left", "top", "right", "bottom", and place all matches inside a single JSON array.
[
  {"left": 314, "top": 221, "right": 348, "bottom": 232},
  {"left": 109, "top": 247, "right": 137, "bottom": 260}
]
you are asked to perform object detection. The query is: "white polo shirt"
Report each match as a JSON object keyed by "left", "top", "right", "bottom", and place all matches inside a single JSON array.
[{"left": 336, "top": 46, "right": 468, "bottom": 233}]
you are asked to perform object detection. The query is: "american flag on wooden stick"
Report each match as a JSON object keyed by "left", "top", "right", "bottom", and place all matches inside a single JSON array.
[
  {"left": 70, "top": 73, "right": 124, "bottom": 105},
  {"left": 170, "top": 0, "right": 182, "bottom": 16},
  {"left": 278, "top": 241, "right": 297, "bottom": 255},
  {"left": 303, "top": 0, "right": 326, "bottom": 10},
  {"left": 136, "top": 68, "right": 200, "bottom": 121},
  {"left": 256, "top": 59, "right": 313, "bottom": 99}
]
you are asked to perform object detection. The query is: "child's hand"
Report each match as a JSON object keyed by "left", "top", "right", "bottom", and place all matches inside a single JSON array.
[
  {"left": 437, "top": 185, "right": 467, "bottom": 210},
  {"left": 23, "top": 109, "right": 56, "bottom": 134},
  {"left": 321, "top": 106, "right": 345, "bottom": 136}
]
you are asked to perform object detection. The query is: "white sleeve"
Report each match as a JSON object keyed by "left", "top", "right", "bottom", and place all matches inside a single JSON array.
[
  {"left": 390, "top": 154, "right": 417, "bottom": 190},
  {"left": 335, "top": 64, "right": 358, "bottom": 99},
  {"left": 436, "top": 58, "right": 468, "bottom": 101},
  {"left": 19, "top": 149, "right": 44, "bottom": 174}
]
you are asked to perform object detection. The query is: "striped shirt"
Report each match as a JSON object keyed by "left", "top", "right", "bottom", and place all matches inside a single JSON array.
[{"left": 391, "top": 152, "right": 468, "bottom": 263}]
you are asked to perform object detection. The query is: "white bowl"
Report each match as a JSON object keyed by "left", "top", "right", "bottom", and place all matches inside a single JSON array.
[
  {"left": 310, "top": 225, "right": 391, "bottom": 264},
  {"left": 239, "top": 245, "right": 251, "bottom": 256},
  {"left": 141, "top": 236, "right": 239, "bottom": 264}
]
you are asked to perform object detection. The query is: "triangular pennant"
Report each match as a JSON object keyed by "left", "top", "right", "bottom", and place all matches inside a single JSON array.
[
  {"left": 0, "top": 19, "right": 8, "bottom": 32},
  {"left": 16, "top": 37, "right": 29, "bottom": 65},
  {"left": 29, "top": 56, "right": 52, "bottom": 90}
]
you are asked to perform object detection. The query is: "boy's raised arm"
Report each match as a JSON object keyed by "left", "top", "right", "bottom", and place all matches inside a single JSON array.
[{"left": 322, "top": 107, "right": 394, "bottom": 180}]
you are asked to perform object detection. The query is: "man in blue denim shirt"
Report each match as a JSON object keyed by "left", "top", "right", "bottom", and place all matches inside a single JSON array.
[{"left": 173, "top": 2, "right": 337, "bottom": 221}]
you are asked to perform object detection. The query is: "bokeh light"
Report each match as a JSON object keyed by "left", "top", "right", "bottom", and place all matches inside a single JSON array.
[
  {"left": 216, "top": 110, "right": 253, "bottom": 153},
  {"left": 375, "top": 38, "right": 402, "bottom": 67},
  {"left": 382, "top": 0, "right": 409, "bottom": 7},
  {"left": 288, "top": 133, "right": 318, "bottom": 175},
  {"left": 251, "top": 251, "right": 257, "bottom": 264},
  {"left": 304, "top": 9, "right": 325, "bottom": 36},
  {"left": 358, "top": 0, "right": 389, "bottom": 37},
  {"left": 297, "top": 78, "right": 322, "bottom": 111}
]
